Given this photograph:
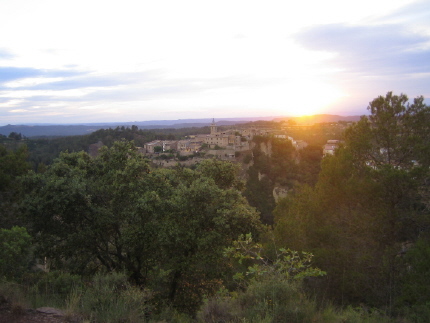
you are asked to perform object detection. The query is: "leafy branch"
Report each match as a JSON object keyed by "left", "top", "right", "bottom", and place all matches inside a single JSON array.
[{"left": 224, "top": 233, "right": 325, "bottom": 284}]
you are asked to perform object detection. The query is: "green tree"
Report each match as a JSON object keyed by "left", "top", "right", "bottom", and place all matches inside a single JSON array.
[
  {"left": 197, "top": 158, "right": 244, "bottom": 190},
  {"left": 0, "top": 144, "right": 30, "bottom": 228},
  {"left": 346, "top": 92, "right": 430, "bottom": 169},
  {"left": 274, "top": 149, "right": 389, "bottom": 305},
  {"left": 8, "top": 132, "right": 22, "bottom": 140},
  {"left": 346, "top": 92, "right": 430, "bottom": 242},
  {"left": 244, "top": 137, "right": 299, "bottom": 225},
  {"left": 0, "top": 226, "right": 32, "bottom": 280},
  {"left": 274, "top": 93, "right": 430, "bottom": 307},
  {"left": 397, "top": 238, "right": 430, "bottom": 320},
  {"left": 156, "top": 170, "right": 262, "bottom": 313},
  {"left": 297, "top": 145, "right": 322, "bottom": 186},
  {"left": 20, "top": 141, "right": 263, "bottom": 314},
  {"left": 21, "top": 141, "right": 155, "bottom": 282}
]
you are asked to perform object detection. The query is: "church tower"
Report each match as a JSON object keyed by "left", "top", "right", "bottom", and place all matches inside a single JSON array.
[{"left": 210, "top": 118, "right": 217, "bottom": 135}]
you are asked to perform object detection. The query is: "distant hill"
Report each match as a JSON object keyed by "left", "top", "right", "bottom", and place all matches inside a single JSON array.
[
  {"left": 0, "top": 118, "right": 259, "bottom": 137},
  {"left": 0, "top": 115, "right": 362, "bottom": 137}
]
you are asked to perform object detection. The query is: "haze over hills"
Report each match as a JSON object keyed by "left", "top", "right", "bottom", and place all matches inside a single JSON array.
[{"left": 0, "top": 114, "right": 362, "bottom": 137}]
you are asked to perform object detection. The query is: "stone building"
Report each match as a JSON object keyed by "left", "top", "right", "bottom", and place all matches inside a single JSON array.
[{"left": 204, "top": 119, "right": 242, "bottom": 149}]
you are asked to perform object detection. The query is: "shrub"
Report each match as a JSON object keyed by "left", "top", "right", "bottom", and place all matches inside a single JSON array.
[
  {"left": 31, "top": 271, "right": 82, "bottom": 296},
  {"left": 238, "top": 279, "right": 317, "bottom": 322},
  {"left": 0, "top": 226, "right": 32, "bottom": 280},
  {"left": 77, "top": 272, "right": 153, "bottom": 323}
]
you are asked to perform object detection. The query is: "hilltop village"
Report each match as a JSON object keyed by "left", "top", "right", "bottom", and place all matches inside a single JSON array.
[
  {"left": 118, "top": 119, "right": 318, "bottom": 165},
  {"left": 86, "top": 119, "right": 344, "bottom": 170}
]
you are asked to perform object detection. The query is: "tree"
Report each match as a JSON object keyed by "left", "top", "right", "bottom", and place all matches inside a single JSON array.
[
  {"left": 8, "top": 132, "right": 22, "bottom": 140},
  {"left": 346, "top": 92, "right": 430, "bottom": 242},
  {"left": 225, "top": 233, "right": 325, "bottom": 285},
  {"left": 274, "top": 148, "right": 390, "bottom": 305},
  {"left": 345, "top": 92, "right": 430, "bottom": 169},
  {"left": 196, "top": 158, "right": 244, "bottom": 190},
  {"left": 0, "top": 144, "right": 30, "bottom": 194},
  {"left": 243, "top": 137, "right": 298, "bottom": 225},
  {"left": 20, "top": 141, "right": 263, "bottom": 314},
  {"left": 274, "top": 93, "right": 430, "bottom": 307},
  {"left": 155, "top": 167, "right": 262, "bottom": 313},
  {"left": 0, "top": 226, "right": 32, "bottom": 280},
  {"left": 0, "top": 144, "right": 30, "bottom": 229},
  {"left": 297, "top": 145, "right": 322, "bottom": 186},
  {"left": 21, "top": 141, "right": 155, "bottom": 282}
]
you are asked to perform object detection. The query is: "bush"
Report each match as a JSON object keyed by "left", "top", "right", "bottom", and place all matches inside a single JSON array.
[
  {"left": 0, "top": 226, "right": 32, "bottom": 280},
  {"left": 24, "top": 270, "right": 82, "bottom": 308},
  {"left": 198, "top": 297, "right": 238, "bottom": 323},
  {"left": 31, "top": 271, "right": 82, "bottom": 296},
  {"left": 76, "top": 272, "right": 153, "bottom": 323},
  {"left": 199, "top": 283, "right": 396, "bottom": 323},
  {"left": 238, "top": 279, "right": 316, "bottom": 322}
]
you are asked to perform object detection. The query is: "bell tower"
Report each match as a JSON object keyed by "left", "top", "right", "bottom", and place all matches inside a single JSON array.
[{"left": 210, "top": 118, "right": 217, "bottom": 135}]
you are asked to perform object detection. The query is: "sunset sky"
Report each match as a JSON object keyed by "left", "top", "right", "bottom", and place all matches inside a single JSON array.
[{"left": 1, "top": 0, "right": 429, "bottom": 125}]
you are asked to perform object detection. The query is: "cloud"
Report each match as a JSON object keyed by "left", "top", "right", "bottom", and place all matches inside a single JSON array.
[
  {"left": 383, "top": 0, "right": 430, "bottom": 24},
  {"left": 0, "top": 71, "right": 288, "bottom": 123},
  {"left": 2, "top": 67, "right": 278, "bottom": 105},
  {"left": 11, "top": 70, "right": 158, "bottom": 91},
  {"left": 0, "top": 66, "right": 85, "bottom": 85},
  {"left": 294, "top": 23, "right": 430, "bottom": 76},
  {"left": 0, "top": 67, "right": 42, "bottom": 83},
  {"left": 0, "top": 48, "right": 14, "bottom": 60}
]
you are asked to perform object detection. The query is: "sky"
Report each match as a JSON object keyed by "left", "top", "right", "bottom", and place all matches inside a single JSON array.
[{"left": 0, "top": 0, "right": 429, "bottom": 125}]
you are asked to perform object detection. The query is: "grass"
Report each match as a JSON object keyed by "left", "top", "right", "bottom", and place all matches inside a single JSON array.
[{"left": 0, "top": 272, "right": 416, "bottom": 323}]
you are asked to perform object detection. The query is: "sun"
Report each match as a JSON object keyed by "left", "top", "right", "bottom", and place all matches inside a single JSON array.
[{"left": 284, "top": 82, "right": 346, "bottom": 117}]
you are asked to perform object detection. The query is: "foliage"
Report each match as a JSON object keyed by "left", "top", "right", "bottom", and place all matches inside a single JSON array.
[
  {"left": 273, "top": 92, "right": 430, "bottom": 308},
  {"left": 397, "top": 238, "right": 430, "bottom": 321},
  {"left": 20, "top": 141, "right": 263, "bottom": 314},
  {"left": 196, "top": 233, "right": 325, "bottom": 322},
  {"left": 8, "top": 132, "right": 23, "bottom": 140},
  {"left": 274, "top": 148, "right": 394, "bottom": 305},
  {"left": 244, "top": 137, "right": 300, "bottom": 224},
  {"left": 0, "top": 144, "right": 30, "bottom": 192},
  {"left": 21, "top": 125, "right": 211, "bottom": 169},
  {"left": 0, "top": 226, "right": 32, "bottom": 280},
  {"left": 200, "top": 234, "right": 391, "bottom": 323},
  {"left": 235, "top": 279, "right": 318, "bottom": 323},
  {"left": 0, "top": 144, "right": 30, "bottom": 228},
  {"left": 197, "top": 158, "right": 244, "bottom": 190},
  {"left": 29, "top": 271, "right": 81, "bottom": 298},
  {"left": 1, "top": 271, "right": 154, "bottom": 323},
  {"left": 225, "top": 233, "right": 325, "bottom": 285},
  {"left": 345, "top": 92, "right": 430, "bottom": 169},
  {"left": 198, "top": 286, "right": 395, "bottom": 323},
  {"left": 74, "top": 272, "right": 153, "bottom": 323},
  {"left": 244, "top": 166, "right": 275, "bottom": 225},
  {"left": 297, "top": 145, "right": 322, "bottom": 186}
]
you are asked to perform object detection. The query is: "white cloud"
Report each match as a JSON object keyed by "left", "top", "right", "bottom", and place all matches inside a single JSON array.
[
  {"left": 0, "top": 0, "right": 428, "bottom": 125},
  {"left": 4, "top": 77, "right": 65, "bottom": 88},
  {"left": 9, "top": 109, "right": 29, "bottom": 113}
]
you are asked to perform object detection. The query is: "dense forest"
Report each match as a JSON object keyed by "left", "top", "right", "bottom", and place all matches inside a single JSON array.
[
  {"left": 0, "top": 125, "right": 212, "bottom": 171},
  {"left": 1, "top": 92, "right": 430, "bottom": 322}
]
